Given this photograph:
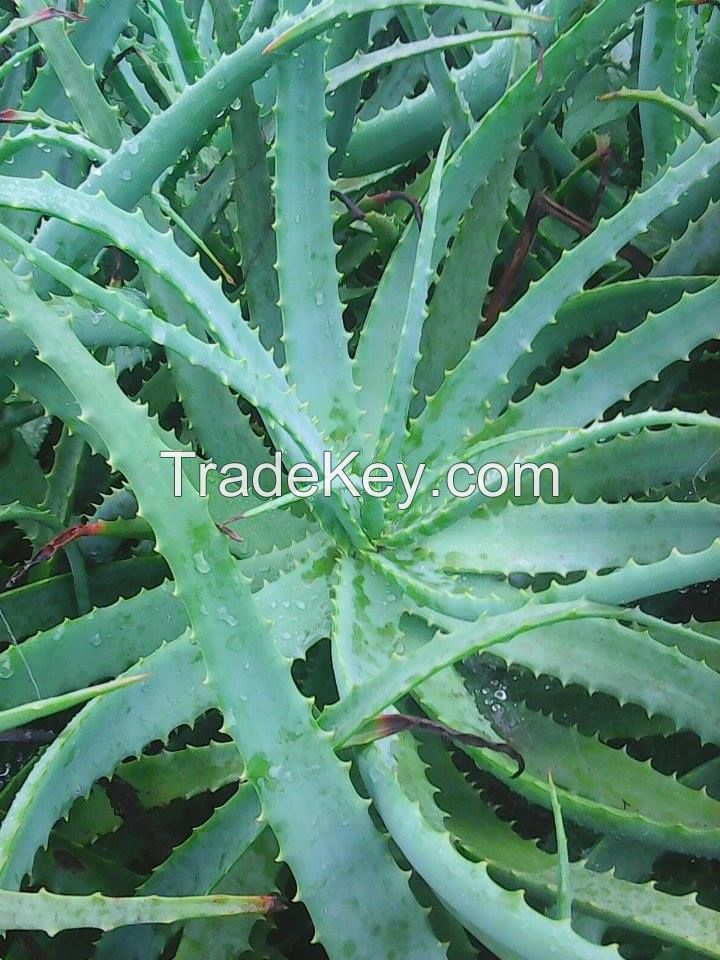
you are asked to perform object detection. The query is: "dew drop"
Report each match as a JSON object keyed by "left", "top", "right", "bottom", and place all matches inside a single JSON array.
[
  {"left": 89, "top": 633, "right": 102, "bottom": 647},
  {"left": 218, "top": 605, "right": 238, "bottom": 627},
  {"left": 0, "top": 656, "right": 13, "bottom": 679},
  {"left": 193, "top": 551, "right": 211, "bottom": 574}
]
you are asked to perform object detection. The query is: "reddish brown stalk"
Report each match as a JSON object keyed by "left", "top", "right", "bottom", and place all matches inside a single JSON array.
[
  {"left": 216, "top": 516, "right": 245, "bottom": 543},
  {"left": 332, "top": 187, "right": 424, "bottom": 228},
  {"left": 28, "top": 7, "right": 88, "bottom": 30},
  {"left": 6, "top": 514, "right": 243, "bottom": 592},
  {"left": 331, "top": 188, "right": 366, "bottom": 222},
  {"left": 348, "top": 713, "right": 525, "bottom": 778},
  {"left": 5, "top": 521, "right": 105, "bottom": 591},
  {"left": 483, "top": 190, "right": 653, "bottom": 329},
  {"left": 484, "top": 196, "right": 545, "bottom": 333},
  {"left": 367, "top": 190, "right": 424, "bottom": 228}
]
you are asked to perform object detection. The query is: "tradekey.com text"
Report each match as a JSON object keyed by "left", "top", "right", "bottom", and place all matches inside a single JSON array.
[{"left": 160, "top": 451, "right": 559, "bottom": 512}]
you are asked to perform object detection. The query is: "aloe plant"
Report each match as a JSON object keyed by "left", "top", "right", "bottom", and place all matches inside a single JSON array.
[{"left": 0, "top": 0, "right": 717, "bottom": 957}]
